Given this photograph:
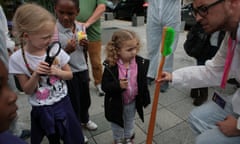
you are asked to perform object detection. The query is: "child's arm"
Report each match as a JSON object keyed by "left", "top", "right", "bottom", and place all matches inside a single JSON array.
[
  {"left": 16, "top": 63, "right": 72, "bottom": 95},
  {"left": 16, "top": 73, "right": 39, "bottom": 95},
  {"left": 50, "top": 63, "right": 73, "bottom": 80},
  {"left": 16, "top": 61, "right": 49, "bottom": 95}
]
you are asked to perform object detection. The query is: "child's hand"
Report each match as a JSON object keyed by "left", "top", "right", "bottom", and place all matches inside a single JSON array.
[
  {"left": 156, "top": 72, "right": 172, "bottom": 83},
  {"left": 35, "top": 61, "right": 50, "bottom": 75},
  {"left": 49, "top": 65, "right": 61, "bottom": 76},
  {"left": 120, "top": 79, "right": 128, "bottom": 89},
  {"left": 79, "top": 39, "right": 88, "bottom": 47},
  {"left": 65, "top": 39, "right": 77, "bottom": 54}
]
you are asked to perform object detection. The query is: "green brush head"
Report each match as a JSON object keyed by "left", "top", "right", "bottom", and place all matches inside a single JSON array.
[{"left": 162, "top": 27, "right": 175, "bottom": 56}]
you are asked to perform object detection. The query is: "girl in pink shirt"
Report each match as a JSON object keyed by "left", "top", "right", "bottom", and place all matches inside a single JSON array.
[{"left": 102, "top": 29, "right": 150, "bottom": 144}]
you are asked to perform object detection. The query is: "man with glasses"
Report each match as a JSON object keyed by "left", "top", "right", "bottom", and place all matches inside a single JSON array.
[
  {"left": 191, "top": 0, "right": 225, "bottom": 18},
  {"left": 159, "top": 0, "right": 240, "bottom": 143}
]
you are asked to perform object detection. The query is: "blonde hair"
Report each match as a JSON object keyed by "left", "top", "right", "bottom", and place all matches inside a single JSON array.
[
  {"left": 13, "top": 3, "right": 56, "bottom": 43},
  {"left": 105, "top": 29, "right": 141, "bottom": 66}
]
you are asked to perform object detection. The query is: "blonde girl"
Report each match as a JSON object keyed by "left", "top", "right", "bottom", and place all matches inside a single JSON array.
[
  {"left": 102, "top": 29, "right": 150, "bottom": 144},
  {"left": 9, "top": 3, "right": 84, "bottom": 144}
]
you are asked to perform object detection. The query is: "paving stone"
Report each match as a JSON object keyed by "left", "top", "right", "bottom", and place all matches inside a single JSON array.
[
  {"left": 153, "top": 122, "right": 195, "bottom": 144},
  {"left": 136, "top": 108, "right": 183, "bottom": 136},
  {"left": 159, "top": 88, "right": 187, "bottom": 107},
  {"left": 131, "top": 125, "right": 148, "bottom": 144},
  {"left": 143, "top": 102, "right": 163, "bottom": 115},
  {"left": 93, "top": 130, "right": 113, "bottom": 144},
  {"left": 87, "top": 138, "right": 97, "bottom": 144},
  {"left": 167, "top": 97, "right": 195, "bottom": 120},
  {"left": 89, "top": 113, "right": 111, "bottom": 136},
  {"left": 89, "top": 89, "right": 105, "bottom": 116}
]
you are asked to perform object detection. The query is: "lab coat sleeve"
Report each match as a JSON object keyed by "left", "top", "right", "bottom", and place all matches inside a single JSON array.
[{"left": 172, "top": 34, "right": 229, "bottom": 88}]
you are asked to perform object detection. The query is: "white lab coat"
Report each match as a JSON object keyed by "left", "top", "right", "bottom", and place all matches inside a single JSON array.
[{"left": 172, "top": 23, "right": 240, "bottom": 126}]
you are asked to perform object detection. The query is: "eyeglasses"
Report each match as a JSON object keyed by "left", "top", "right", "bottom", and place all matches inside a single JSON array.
[{"left": 191, "top": 0, "right": 225, "bottom": 17}]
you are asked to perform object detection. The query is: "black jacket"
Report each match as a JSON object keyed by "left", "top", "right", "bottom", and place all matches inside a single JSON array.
[{"left": 102, "top": 56, "right": 150, "bottom": 127}]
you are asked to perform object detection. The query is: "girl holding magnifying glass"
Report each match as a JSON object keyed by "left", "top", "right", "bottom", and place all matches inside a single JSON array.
[{"left": 8, "top": 3, "right": 85, "bottom": 144}]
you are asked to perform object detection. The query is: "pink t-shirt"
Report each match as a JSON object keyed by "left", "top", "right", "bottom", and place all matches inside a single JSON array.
[{"left": 117, "top": 57, "right": 138, "bottom": 104}]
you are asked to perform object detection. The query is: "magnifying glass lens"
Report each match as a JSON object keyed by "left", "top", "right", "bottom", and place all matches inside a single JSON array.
[
  {"left": 49, "top": 43, "right": 60, "bottom": 57},
  {"left": 45, "top": 42, "right": 61, "bottom": 66}
]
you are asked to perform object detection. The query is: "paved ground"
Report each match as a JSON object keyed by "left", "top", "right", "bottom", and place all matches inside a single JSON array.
[{"left": 16, "top": 19, "right": 237, "bottom": 144}]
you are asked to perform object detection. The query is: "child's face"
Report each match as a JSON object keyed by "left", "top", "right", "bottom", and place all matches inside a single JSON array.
[
  {"left": 25, "top": 23, "right": 55, "bottom": 50},
  {"left": 0, "top": 86, "right": 18, "bottom": 132},
  {"left": 118, "top": 39, "right": 138, "bottom": 62},
  {"left": 55, "top": 0, "right": 79, "bottom": 28}
]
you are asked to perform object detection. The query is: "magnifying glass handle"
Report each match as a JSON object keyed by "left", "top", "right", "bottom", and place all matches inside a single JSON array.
[
  {"left": 40, "top": 56, "right": 55, "bottom": 76},
  {"left": 45, "top": 56, "right": 55, "bottom": 67}
]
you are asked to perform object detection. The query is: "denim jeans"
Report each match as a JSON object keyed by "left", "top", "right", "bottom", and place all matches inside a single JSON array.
[
  {"left": 146, "top": 2, "right": 180, "bottom": 78},
  {"left": 111, "top": 101, "right": 136, "bottom": 141},
  {"left": 189, "top": 96, "right": 240, "bottom": 144}
]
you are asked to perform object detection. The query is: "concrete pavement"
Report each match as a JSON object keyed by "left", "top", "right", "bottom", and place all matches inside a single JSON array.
[{"left": 16, "top": 19, "right": 237, "bottom": 144}]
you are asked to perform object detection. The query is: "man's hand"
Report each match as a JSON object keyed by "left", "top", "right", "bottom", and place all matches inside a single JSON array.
[
  {"left": 83, "top": 22, "right": 90, "bottom": 29},
  {"left": 216, "top": 115, "right": 240, "bottom": 137},
  {"left": 156, "top": 72, "right": 172, "bottom": 83}
]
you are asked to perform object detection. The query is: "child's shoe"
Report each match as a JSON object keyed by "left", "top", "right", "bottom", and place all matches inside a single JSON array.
[
  {"left": 84, "top": 136, "right": 88, "bottom": 144},
  {"left": 125, "top": 138, "right": 134, "bottom": 144},
  {"left": 82, "top": 120, "right": 98, "bottom": 131}
]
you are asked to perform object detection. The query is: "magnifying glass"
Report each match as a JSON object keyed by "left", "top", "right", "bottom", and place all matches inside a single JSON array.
[{"left": 45, "top": 41, "right": 61, "bottom": 67}]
